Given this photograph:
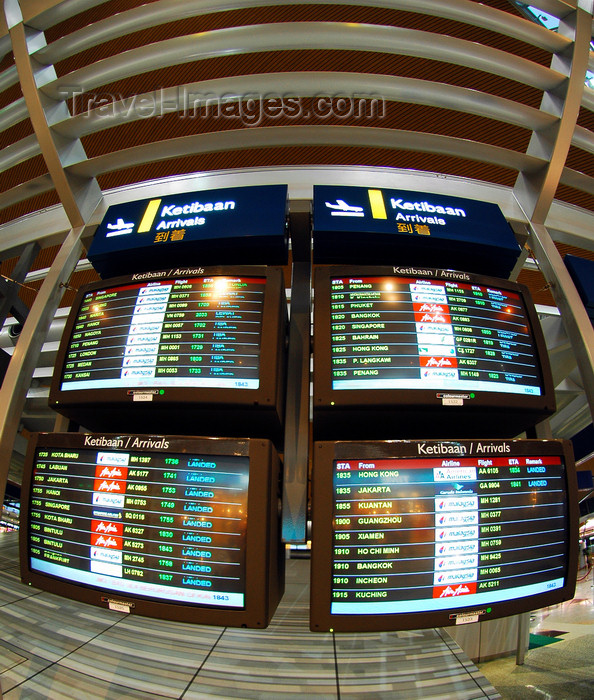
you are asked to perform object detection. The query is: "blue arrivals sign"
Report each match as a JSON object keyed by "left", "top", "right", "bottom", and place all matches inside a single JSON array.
[
  {"left": 88, "top": 184, "right": 288, "bottom": 277},
  {"left": 564, "top": 254, "right": 594, "bottom": 319},
  {"left": 313, "top": 185, "right": 521, "bottom": 277}
]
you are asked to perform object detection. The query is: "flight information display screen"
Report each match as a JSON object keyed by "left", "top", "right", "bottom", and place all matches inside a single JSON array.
[
  {"left": 27, "top": 440, "right": 249, "bottom": 608},
  {"left": 310, "top": 440, "right": 578, "bottom": 632},
  {"left": 330, "top": 275, "right": 542, "bottom": 396},
  {"left": 60, "top": 275, "right": 265, "bottom": 391},
  {"left": 331, "top": 455, "right": 566, "bottom": 613}
]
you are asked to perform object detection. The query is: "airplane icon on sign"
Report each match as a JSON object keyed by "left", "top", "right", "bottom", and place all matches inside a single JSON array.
[
  {"left": 106, "top": 218, "right": 134, "bottom": 237},
  {"left": 325, "top": 199, "right": 365, "bottom": 217}
]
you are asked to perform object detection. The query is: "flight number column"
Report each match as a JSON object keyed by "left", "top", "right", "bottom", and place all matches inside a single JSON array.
[{"left": 476, "top": 456, "right": 568, "bottom": 595}]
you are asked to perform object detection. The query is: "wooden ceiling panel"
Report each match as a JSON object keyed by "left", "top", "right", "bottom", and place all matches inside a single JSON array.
[
  {"left": 517, "top": 268, "right": 554, "bottom": 306},
  {"left": 0, "top": 82, "right": 22, "bottom": 111},
  {"left": 0, "top": 191, "right": 60, "bottom": 227},
  {"left": 565, "top": 146, "right": 594, "bottom": 179},
  {"left": 0, "top": 120, "right": 35, "bottom": 151},
  {"left": 0, "top": 156, "right": 49, "bottom": 195},
  {"left": 555, "top": 184, "right": 594, "bottom": 212}
]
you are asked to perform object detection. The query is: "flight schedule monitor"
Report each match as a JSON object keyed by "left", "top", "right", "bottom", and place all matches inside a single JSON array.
[
  {"left": 313, "top": 266, "right": 555, "bottom": 439},
  {"left": 19, "top": 433, "right": 284, "bottom": 627},
  {"left": 310, "top": 439, "right": 578, "bottom": 632},
  {"left": 49, "top": 266, "right": 287, "bottom": 439}
]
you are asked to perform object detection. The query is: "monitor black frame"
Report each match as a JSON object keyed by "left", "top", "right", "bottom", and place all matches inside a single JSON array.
[
  {"left": 310, "top": 438, "right": 578, "bottom": 633},
  {"left": 48, "top": 265, "right": 287, "bottom": 442},
  {"left": 20, "top": 432, "right": 285, "bottom": 628},
  {"left": 313, "top": 265, "right": 556, "bottom": 439}
]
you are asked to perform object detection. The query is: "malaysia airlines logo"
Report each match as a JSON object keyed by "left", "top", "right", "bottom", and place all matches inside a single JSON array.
[
  {"left": 122, "top": 368, "right": 154, "bottom": 378},
  {"left": 92, "top": 492, "right": 125, "bottom": 508},
  {"left": 105, "top": 218, "right": 134, "bottom": 237},
  {"left": 97, "top": 453, "right": 129, "bottom": 466},
  {"left": 423, "top": 368, "right": 457, "bottom": 379},
  {"left": 129, "top": 324, "right": 162, "bottom": 334}
]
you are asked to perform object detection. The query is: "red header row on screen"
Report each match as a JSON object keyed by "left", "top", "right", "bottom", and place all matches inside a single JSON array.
[
  {"left": 336, "top": 457, "right": 563, "bottom": 470},
  {"left": 331, "top": 277, "right": 521, "bottom": 299},
  {"left": 86, "top": 277, "right": 267, "bottom": 297}
]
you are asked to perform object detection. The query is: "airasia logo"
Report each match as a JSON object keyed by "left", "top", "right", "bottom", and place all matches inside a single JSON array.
[
  {"left": 90, "top": 532, "right": 123, "bottom": 549},
  {"left": 441, "top": 584, "right": 470, "bottom": 597},
  {"left": 425, "top": 357, "right": 453, "bottom": 367},
  {"left": 419, "top": 313, "right": 447, "bottom": 323},
  {"left": 98, "top": 466, "right": 123, "bottom": 478},
  {"left": 91, "top": 520, "right": 123, "bottom": 539},
  {"left": 94, "top": 465, "right": 128, "bottom": 480},
  {"left": 95, "top": 480, "right": 124, "bottom": 493},
  {"left": 433, "top": 582, "right": 477, "bottom": 598},
  {"left": 418, "top": 303, "right": 445, "bottom": 313}
]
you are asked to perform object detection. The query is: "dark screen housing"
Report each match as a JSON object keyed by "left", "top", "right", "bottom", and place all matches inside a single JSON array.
[
  {"left": 310, "top": 439, "right": 578, "bottom": 633},
  {"left": 20, "top": 432, "right": 284, "bottom": 628},
  {"left": 48, "top": 266, "right": 287, "bottom": 444},
  {"left": 313, "top": 266, "right": 555, "bottom": 439}
]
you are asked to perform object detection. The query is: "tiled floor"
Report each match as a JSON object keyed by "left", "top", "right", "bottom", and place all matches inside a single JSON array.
[
  {"left": 477, "top": 564, "right": 594, "bottom": 699},
  {"left": 0, "top": 532, "right": 499, "bottom": 699}
]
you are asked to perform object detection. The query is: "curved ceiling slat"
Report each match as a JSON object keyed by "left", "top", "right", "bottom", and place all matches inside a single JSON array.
[
  {"left": 572, "top": 125, "right": 594, "bottom": 154},
  {"left": 0, "top": 134, "right": 42, "bottom": 172},
  {"left": 23, "top": 0, "right": 112, "bottom": 31},
  {"left": 561, "top": 166, "right": 594, "bottom": 195},
  {"left": 0, "top": 33, "right": 12, "bottom": 54},
  {"left": 50, "top": 72, "right": 556, "bottom": 143},
  {"left": 0, "top": 173, "right": 55, "bottom": 212},
  {"left": 581, "top": 86, "right": 594, "bottom": 110},
  {"left": 65, "top": 124, "right": 544, "bottom": 180},
  {"left": 41, "top": 22, "right": 565, "bottom": 102},
  {"left": 0, "top": 97, "right": 28, "bottom": 132},
  {"left": 33, "top": 0, "right": 570, "bottom": 66},
  {"left": 0, "top": 181, "right": 67, "bottom": 252},
  {"left": 0, "top": 64, "right": 18, "bottom": 92}
]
